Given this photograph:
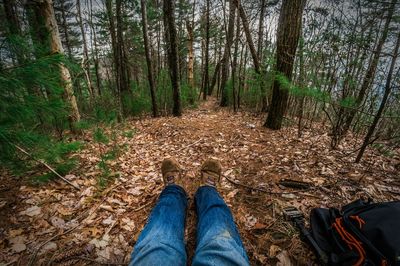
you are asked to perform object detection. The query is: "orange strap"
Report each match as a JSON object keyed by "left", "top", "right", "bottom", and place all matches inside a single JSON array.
[{"left": 332, "top": 217, "right": 366, "bottom": 266}]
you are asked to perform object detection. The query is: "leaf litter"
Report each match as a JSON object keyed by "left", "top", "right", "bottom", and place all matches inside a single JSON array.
[{"left": 0, "top": 99, "right": 399, "bottom": 265}]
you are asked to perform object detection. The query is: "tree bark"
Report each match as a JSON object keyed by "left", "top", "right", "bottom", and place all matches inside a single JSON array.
[
  {"left": 232, "top": 12, "right": 241, "bottom": 112},
  {"left": 76, "top": 0, "right": 94, "bottom": 99},
  {"left": 116, "top": 0, "right": 129, "bottom": 100},
  {"left": 186, "top": 20, "right": 195, "bottom": 90},
  {"left": 163, "top": 0, "right": 182, "bottom": 116},
  {"left": 257, "top": 0, "right": 266, "bottom": 60},
  {"left": 105, "top": 0, "right": 122, "bottom": 119},
  {"left": 220, "top": 1, "right": 236, "bottom": 107},
  {"left": 202, "top": 0, "right": 210, "bottom": 100},
  {"left": 141, "top": 0, "right": 159, "bottom": 117},
  {"left": 59, "top": 0, "right": 73, "bottom": 59},
  {"left": 356, "top": 30, "right": 400, "bottom": 162},
  {"left": 264, "top": 0, "right": 305, "bottom": 130},
  {"left": 88, "top": 0, "right": 101, "bottom": 96},
  {"left": 4, "top": 0, "right": 20, "bottom": 35}
]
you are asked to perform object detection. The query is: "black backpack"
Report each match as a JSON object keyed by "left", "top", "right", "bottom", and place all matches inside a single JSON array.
[{"left": 310, "top": 199, "right": 400, "bottom": 266}]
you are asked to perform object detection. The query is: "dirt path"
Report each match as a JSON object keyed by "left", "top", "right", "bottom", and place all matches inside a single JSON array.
[{"left": 1, "top": 99, "right": 399, "bottom": 265}]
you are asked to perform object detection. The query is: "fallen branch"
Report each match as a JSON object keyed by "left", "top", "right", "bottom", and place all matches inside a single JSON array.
[
  {"left": 70, "top": 256, "right": 125, "bottom": 265},
  {"left": 13, "top": 144, "right": 80, "bottom": 190}
]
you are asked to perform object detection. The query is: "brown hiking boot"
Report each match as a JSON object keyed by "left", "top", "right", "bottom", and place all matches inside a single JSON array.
[
  {"left": 161, "top": 158, "right": 182, "bottom": 186},
  {"left": 200, "top": 158, "right": 222, "bottom": 187}
]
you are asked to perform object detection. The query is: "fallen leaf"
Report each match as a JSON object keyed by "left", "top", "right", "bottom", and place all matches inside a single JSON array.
[
  {"left": 99, "top": 205, "right": 114, "bottom": 212},
  {"left": 269, "top": 244, "right": 281, "bottom": 257},
  {"left": 39, "top": 242, "right": 57, "bottom": 255},
  {"left": 90, "top": 234, "right": 110, "bottom": 248},
  {"left": 8, "top": 229, "right": 24, "bottom": 237},
  {"left": 51, "top": 216, "right": 66, "bottom": 229},
  {"left": 253, "top": 222, "right": 267, "bottom": 230},
  {"left": 12, "top": 243, "right": 26, "bottom": 253},
  {"left": 19, "top": 206, "right": 41, "bottom": 217},
  {"left": 127, "top": 188, "right": 142, "bottom": 196},
  {"left": 10, "top": 236, "right": 26, "bottom": 253},
  {"left": 276, "top": 250, "right": 292, "bottom": 266},
  {"left": 121, "top": 218, "right": 135, "bottom": 231},
  {"left": 102, "top": 215, "right": 115, "bottom": 225}
]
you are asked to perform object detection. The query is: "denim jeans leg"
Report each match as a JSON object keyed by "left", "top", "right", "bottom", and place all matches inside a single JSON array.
[
  {"left": 192, "top": 186, "right": 250, "bottom": 266},
  {"left": 129, "top": 185, "right": 188, "bottom": 266}
]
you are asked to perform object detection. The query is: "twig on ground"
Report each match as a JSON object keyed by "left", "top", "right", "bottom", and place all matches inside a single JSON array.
[
  {"left": 69, "top": 256, "right": 126, "bottom": 265},
  {"left": 132, "top": 196, "right": 157, "bottom": 212},
  {"left": 175, "top": 139, "right": 202, "bottom": 152},
  {"left": 13, "top": 144, "right": 80, "bottom": 190}
]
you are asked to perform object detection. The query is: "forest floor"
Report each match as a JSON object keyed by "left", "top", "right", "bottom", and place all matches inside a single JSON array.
[{"left": 1, "top": 98, "right": 399, "bottom": 265}]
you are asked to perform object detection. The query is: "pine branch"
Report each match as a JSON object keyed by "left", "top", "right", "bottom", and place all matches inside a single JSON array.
[{"left": 13, "top": 144, "right": 80, "bottom": 190}]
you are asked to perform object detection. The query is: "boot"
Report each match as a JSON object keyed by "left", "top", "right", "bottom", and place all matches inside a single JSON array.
[
  {"left": 161, "top": 158, "right": 182, "bottom": 186},
  {"left": 200, "top": 158, "right": 222, "bottom": 187}
]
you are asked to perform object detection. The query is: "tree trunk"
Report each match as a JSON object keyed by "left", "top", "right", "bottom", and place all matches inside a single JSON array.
[
  {"left": 186, "top": 20, "right": 195, "bottom": 89},
  {"left": 4, "top": 0, "right": 21, "bottom": 35},
  {"left": 76, "top": 0, "right": 94, "bottom": 99},
  {"left": 116, "top": 0, "right": 130, "bottom": 109},
  {"left": 257, "top": 0, "right": 266, "bottom": 60},
  {"left": 202, "top": 0, "right": 210, "bottom": 100},
  {"left": 163, "top": 0, "right": 182, "bottom": 116},
  {"left": 88, "top": 0, "right": 101, "bottom": 96},
  {"left": 297, "top": 33, "right": 305, "bottom": 138},
  {"left": 232, "top": 0, "right": 260, "bottom": 73},
  {"left": 4, "top": 0, "right": 26, "bottom": 64},
  {"left": 232, "top": 12, "right": 240, "bottom": 112},
  {"left": 105, "top": 0, "right": 122, "bottom": 119},
  {"left": 141, "top": 0, "right": 159, "bottom": 117},
  {"left": 59, "top": 0, "right": 72, "bottom": 59},
  {"left": 356, "top": 30, "right": 400, "bottom": 163},
  {"left": 264, "top": 0, "right": 305, "bottom": 130},
  {"left": 35, "top": 0, "right": 81, "bottom": 126},
  {"left": 220, "top": 0, "right": 236, "bottom": 107}
]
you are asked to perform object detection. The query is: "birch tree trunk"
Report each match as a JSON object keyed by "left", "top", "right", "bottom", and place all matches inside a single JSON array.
[
  {"left": 76, "top": 0, "right": 94, "bottom": 99},
  {"left": 36, "top": 0, "right": 81, "bottom": 126}
]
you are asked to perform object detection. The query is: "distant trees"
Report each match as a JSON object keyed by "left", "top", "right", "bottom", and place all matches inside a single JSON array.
[
  {"left": 1, "top": 0, "right": 400, "bottom": 165},
  {"left": 265, "top": 0, "right": 306, "bottom": 129}
]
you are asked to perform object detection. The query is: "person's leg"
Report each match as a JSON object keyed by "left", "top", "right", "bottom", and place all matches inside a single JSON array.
[
  {"left": 130, "top": 159, "right": 187, "bottom": 266},
  {"left": 192, "top": 160, "right": 249, "bottom": 266}
]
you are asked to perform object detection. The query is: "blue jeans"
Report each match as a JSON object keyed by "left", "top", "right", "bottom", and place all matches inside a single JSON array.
[{"left": 129, "top": 185, "right": 249, "bottom": 266}]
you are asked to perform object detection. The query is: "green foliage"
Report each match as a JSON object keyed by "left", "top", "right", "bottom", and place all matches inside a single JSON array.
[
  {"left": 0, "top": 35, "right": 82, "bottom": 180},
  {"left": 275, "top": 72, "right": 331, "bottom": 102},
  {"left": 93, "top": 128, "right": 109, "bottom": 144},
  {"left": 339, "top": 96, "right": 356, "bottom": 108},
  {"left": 122, "top": 129, "right": 136, "bottom": 138}
]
